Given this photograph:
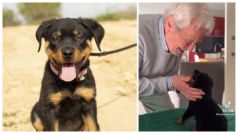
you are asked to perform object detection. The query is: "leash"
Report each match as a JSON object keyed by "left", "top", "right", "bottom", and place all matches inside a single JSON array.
[{"left": 90, "top": 43, "right": 136, "bottom": 57}]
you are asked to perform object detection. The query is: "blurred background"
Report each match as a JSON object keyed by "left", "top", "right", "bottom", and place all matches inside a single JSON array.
[
  {"left": 3, "top": 3, "right": 136, "bottom": 26},
  {"left": 3, "top": 3, "right": 137, "bottom": 131}
]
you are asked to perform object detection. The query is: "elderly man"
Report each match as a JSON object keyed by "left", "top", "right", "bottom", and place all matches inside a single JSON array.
[{"left": 139, "top": 3, "right": 215, "bottom": 113}]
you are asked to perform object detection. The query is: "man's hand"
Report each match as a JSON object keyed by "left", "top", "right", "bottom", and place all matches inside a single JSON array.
[{"left": 171, "top": 75, "right": 205, "bottom": 101}]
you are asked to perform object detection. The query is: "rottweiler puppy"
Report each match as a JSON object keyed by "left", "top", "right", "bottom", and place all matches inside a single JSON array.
[
  {"left": 31, "top": 18, "right": 104, "bottom": 131},
  {"left": 176, "top": 70, "right": 227, "bottom": 131}
]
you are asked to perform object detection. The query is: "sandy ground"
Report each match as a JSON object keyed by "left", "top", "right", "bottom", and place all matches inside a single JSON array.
[{"left": 3, "top": 20, "right": 137, "bottom": 131}]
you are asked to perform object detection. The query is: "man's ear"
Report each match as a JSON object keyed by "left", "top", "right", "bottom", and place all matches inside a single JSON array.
[
  {"left": 36, "top": 19, "right": 55, "bottom": 52},
  {"left": 164, "top": 15, "right": 177, "bottom": 33},
  {"left": 80, "top": 18, "right": 105, "bottom": 51}
]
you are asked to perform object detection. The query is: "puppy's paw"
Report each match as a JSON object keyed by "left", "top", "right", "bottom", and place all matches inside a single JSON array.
[{"left": 176, "top": 118, "right": 184, "bottom": 125}]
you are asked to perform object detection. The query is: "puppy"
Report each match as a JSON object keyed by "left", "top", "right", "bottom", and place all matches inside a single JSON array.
[
  {"left": 30, "top": 18, "right": 104, "bottom": 131},
  {"left": 176, "top": 70, "right": 227, "bottom": 131}
]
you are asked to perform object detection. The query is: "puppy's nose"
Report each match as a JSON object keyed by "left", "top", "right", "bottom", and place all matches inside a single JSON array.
[{"left": 62, "top": 47, "right": 74, "bottom": 58}]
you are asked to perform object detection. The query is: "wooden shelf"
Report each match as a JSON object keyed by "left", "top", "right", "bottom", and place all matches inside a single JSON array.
[{"left": 199, "top": 58, "right": 224, "bottom": 62}]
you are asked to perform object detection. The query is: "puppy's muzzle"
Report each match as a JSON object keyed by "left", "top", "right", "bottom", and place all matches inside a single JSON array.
[{"left": 62, "top": 47, "right": 75, "bottom": 60}]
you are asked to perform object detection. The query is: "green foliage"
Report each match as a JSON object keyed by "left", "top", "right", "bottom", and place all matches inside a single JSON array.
[
  {"left": 17, "top": 3, "right": 61, "bottom": 24},
  {"left": 3, "top": 8, "right": 21, "bottom": 27},
  {"left": 96, "top": 5, "right": 136, "bottom": 21},
  {"left": 96, "top": 12, "right": 120, "bottom": 21}
]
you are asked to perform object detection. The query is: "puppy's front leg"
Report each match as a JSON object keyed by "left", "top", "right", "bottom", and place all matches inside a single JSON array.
[
  {"left": 176, "top": 102, "right": 196, "bottom": 125},
  {"left": 73, "top": 86, "right": 99, "bottom": 131},
  {"left": 82, "top": 99, "right": 100, "bottom": 131},
  {"left": 47, "top": 89, "right": 72, "bottom": 131}
]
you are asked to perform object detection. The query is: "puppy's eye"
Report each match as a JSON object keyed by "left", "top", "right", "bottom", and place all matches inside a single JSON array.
[{"left": 51, "top": 36, "right": 60, "bottom": 41}]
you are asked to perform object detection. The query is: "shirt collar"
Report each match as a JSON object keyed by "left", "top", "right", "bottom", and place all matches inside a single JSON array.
[{"left": 158, "top": 17, "right": 169, "bottom": 52}]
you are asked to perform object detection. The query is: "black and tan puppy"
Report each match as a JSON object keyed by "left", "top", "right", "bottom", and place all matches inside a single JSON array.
[
  {"left": 176, "top": 70, "right": 227, "bottom": 131},
  {"left": 31, "top": 18, "right": 104, "bottom": 131}
]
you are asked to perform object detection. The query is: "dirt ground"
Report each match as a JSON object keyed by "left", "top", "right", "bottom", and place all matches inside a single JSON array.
[{"left": 3, "top": 20, "right": 137, "bottom": 131}]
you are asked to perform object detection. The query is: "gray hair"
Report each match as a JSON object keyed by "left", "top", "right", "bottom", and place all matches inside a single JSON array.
[{"left": 163, "top": 3, "right": 215, "bottom": 35}]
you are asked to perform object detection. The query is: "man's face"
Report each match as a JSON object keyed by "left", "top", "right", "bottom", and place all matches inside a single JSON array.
[{"left": 165, "top": 16, "right": 204, "bottom": 56}]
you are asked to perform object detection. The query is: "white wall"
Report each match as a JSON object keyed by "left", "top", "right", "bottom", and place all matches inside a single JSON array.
[
  {"left": 139, "top": 3, "right": 225, "bottom": 17},
  {"left": 223, "top": 3, "right": 235, "bottom": 111}
]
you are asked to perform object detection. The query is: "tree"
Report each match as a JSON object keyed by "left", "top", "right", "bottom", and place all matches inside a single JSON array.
[
  {"left": 18, "top": 3, "right": 61, "bottom": 24},
  {"left": 3, "top": 8, "right": 21, "bottom": 27}
]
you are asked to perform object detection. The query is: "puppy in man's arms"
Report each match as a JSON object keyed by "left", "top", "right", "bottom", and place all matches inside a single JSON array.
[{"left": 176, "top": 70, "right": 227, "bottom": 131}]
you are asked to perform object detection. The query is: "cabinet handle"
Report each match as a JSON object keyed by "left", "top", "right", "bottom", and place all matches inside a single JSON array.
[{"left": 232, "top": 36, "right": 235, "bottom": 40}]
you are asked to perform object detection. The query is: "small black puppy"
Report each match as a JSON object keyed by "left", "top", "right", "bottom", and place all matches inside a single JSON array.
[
  {"left": 31, "top": 18, "right": 104, "bottom": 131},
  {"left": 176, "top": 70, "right": 227, "bottom": 131}
]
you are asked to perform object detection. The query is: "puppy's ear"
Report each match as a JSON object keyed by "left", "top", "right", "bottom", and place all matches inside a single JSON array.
[
  {"left": 81, "top": 18, "right": 105, "bottom": 51},
  {"left": 194, "top": 69, "right": 200, "bottom": 74},
  {"left": 36, "top": 19, "right": 55, "bottom": 52},
  {"left": 192, "top": 69, "right": 200, "bottom": 80}
]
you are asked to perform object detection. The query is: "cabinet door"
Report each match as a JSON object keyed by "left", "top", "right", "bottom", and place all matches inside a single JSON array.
[
  {"left": 216, "top": 17, "right": 225, "bottom": 36},
  {"left": 212, "top": 17, "right": 225, "bottom": 36}
]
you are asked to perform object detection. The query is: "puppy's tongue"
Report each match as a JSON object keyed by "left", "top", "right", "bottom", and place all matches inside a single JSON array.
[{"left": 60, "top": 64, "right": 76, "bottom": 82}]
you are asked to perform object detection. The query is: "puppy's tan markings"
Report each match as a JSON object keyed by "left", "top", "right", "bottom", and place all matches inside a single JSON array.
[
  {"left": 32, "top": 112, "right": 44, "bottom": 131},
  {"left": 45, "top": 41, "right": 56, "bottom": 65},
  {"left": 86, "top": 39, "right": 92, "bottom": 49},
  {"left": 73, "top": 30, "right": 79, "bottom": 35},
  {"left": 56, "top": 47, "right": 64, "bottom": 63},
  {"left": 56, "top": 31, "right": 62, "bottom": 37},
  {"left": 49, "top": 90, "right": 72, "bottom": 105},
  {"left": 74, "top": 39, "right": 92, "bottom": 64},
  {"left": 54, "top": 119, "right": 59, "bottom": 131},
  {"left": 45, "top": 40, "right": 64, "bottom": 65},
  {"left": 82, "top": 115, "right": 98, "bottom": 131},
  {"left": 83, "top": 40, "right": 92, "bottom": 57},
  {"left": 45, "top": 41, "right": 52, "bottom": 55},
  {"left": 74, "top": 87, "right": 95, "bottom": 101}
]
